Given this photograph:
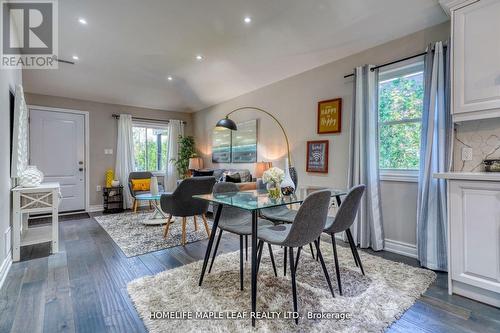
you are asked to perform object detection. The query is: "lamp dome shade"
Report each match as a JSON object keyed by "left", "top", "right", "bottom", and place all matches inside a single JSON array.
[{"left": 216, "top": 117, "right": 237, "bottom": 131}]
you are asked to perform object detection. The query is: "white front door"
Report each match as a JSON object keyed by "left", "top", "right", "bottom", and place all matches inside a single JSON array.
[{"left": 29, "top": 109, "right": 86, "bottom": 212}]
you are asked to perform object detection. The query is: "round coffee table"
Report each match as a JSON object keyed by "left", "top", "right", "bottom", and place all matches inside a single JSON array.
[{"left": 135, "top": 192, "right": 172, "bottom": 225}]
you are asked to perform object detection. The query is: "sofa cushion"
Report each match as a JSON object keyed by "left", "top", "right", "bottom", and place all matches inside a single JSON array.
[{"left": 225, "top": 173, "right": 241, "bottom": 183}]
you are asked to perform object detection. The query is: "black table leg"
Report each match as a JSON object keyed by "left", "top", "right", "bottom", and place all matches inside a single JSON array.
[
  {"left": 251, "top": 210, "right": 258, "bottom": 327},
  {"left": 199, "top": 204, "right": 223, "bottom": 286}
]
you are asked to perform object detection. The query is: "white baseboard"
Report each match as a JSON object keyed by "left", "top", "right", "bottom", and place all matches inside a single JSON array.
[
  {"left": 88, "top": 205, "right": 104, "bottom": 212},
  {"left": 384, "top": 238, "right": 418, "bottom": 258},
  {"left": 0, "top": 252, "right": 12, "bottom": 291}
]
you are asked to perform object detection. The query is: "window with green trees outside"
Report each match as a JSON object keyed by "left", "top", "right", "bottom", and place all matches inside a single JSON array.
[
  {"left": 378, "top": 60, "right": 424, "bottom": 171},
  {"left": 132, "top": 123, "right": 169, "bottom": 172}
]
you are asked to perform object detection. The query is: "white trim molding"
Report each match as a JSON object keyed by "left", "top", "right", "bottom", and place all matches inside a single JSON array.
[
  {"left": 0, "top": 241, "right": 12, "bottom": 291},
  {"left": 384, "top": 239, "right": 418, "bottom": 259},
  {"left": 88, "top": 205, "right": 104, "bottom": 212}
]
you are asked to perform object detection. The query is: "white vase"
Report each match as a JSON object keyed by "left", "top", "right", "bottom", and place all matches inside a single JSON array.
[
  {"left": 281, "top": 158, "right": 295, "bottom": 195},
  {"left": 19, "top": 165, "right": 44, "bottom": 187},
  {"left": 111, "top": 180, "right": 120, "bottom": 187},
  {"left": 150, "top": 176, "right": 159, "bottom": 195}
]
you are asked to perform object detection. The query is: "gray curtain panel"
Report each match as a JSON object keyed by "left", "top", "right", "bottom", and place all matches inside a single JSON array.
[
  {"left": 417, "top": 41, "right": 451, "bottom": 271},
  {"left": 348, "top": 65, "right": 385, "bottom": 251}
]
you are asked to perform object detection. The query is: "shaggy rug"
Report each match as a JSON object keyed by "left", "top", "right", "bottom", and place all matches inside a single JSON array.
[
  {"left": 94, "top": 212, "right": 212, "bottom": 257},
  {"left": 127, "top": 243, "right": 436, "bottom": 332}
]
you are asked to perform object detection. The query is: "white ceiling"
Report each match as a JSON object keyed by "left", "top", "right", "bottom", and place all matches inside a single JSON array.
[{"left": 23, "top": 0, "right": 448, "bottom": 112}]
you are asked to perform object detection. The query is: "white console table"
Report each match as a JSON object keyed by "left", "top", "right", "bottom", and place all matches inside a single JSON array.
[{"left": 12, "top": 182, "right": 60, "bottom": 262}]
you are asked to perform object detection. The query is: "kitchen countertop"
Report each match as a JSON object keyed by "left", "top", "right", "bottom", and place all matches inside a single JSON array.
[{"left": 433, "top": 172, "right": 500, "bottom": 181}]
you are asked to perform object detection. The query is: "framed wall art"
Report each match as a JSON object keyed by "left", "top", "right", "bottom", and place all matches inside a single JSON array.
[
  {"left": 212, "top": 126, "right": 231, "bottom": 163},
  {"left": 306, "top": 140, "right": 329, "bottom": 173},
  {"left": 317, "top": 98, "right": 341, "bottom": 134},
  {"left": 231, "top": 119, "right": 257, "bottom": 163}
]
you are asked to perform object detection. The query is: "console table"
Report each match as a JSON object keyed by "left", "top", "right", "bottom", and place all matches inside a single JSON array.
[{"left": 12, "top": 182, "right": 60, "bottom": 262}]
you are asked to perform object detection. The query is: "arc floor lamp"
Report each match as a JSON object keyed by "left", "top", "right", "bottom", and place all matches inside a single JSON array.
[{"left": 215, "top": 106, "right": 298, "bottom": 189}]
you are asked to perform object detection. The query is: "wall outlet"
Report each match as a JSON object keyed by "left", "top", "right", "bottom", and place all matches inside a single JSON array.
[
  {"left": 461, "top": 147, "right": 473, "bottom": 161},
  {"left": 96, "top": 185, "right": 102, "bottom": 192}
]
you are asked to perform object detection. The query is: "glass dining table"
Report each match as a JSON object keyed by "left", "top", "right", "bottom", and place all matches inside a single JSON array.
[{"left": 193, "top": 186, "right": 347, "bottom": 327}]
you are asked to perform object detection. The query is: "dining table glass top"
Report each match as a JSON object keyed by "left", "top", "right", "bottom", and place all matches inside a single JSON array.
[{"left": 193, "top": 186, "right": 347, "bottom": 211}]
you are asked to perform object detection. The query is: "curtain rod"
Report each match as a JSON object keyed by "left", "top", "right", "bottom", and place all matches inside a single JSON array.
[
  {"left": 111, "top": 114, "right": 187, "bottom": 125},
  {"left": 343, "top": 44, "right": 448, "bottom": 79}
]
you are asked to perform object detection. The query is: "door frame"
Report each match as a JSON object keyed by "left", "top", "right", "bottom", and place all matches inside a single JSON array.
[{"left": 28, "top": 105, "right": 90, "bottom": 212}]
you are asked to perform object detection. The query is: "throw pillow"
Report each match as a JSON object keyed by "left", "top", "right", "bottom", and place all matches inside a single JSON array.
[
  {"left": 131, "top": 178, "right": 150, "bottom": 191},
  {"left": 192, "top": 170, "right": 214, "bottom": 177},
  {"left": 225, "top": 173, "right": 241, "bottom": 183}
]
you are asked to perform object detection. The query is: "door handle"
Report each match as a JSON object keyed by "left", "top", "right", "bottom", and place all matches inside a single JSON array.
[{"left": 79, "top": 168, "right": 84, "bottom": 172}]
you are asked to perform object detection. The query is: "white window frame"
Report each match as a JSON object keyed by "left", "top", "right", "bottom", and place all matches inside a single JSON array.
[
  {"left": 132, "top": 121, "right": 170, "bottom": 173},
  {"left": 378, "top": 57, "right": 424, "bottom": 183}
]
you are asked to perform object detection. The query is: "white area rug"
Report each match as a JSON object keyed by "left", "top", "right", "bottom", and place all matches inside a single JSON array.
[
  {"left": 94, "top": 211, "right": 212, "bottom": 257},
  {"left": 127, "top": 243, "right": 435, "bottom": 332}
]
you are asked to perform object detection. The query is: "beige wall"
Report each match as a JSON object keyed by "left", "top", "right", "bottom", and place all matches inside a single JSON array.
[
  {"left": 25, "top": 93, "right": 193, "bottom": 207},
  {"left": 0, "top": 68, "right": 22, "bottom": 271},
  {"left": 193, "top": 22, "right": 450, "bottom": 249}
]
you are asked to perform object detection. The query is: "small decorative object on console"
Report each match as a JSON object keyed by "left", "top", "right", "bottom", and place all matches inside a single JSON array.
[
  {"left": 19, "top": 165, "right": 44, "bottom": 187},
  {"left": 483, "top": 159, "right": 500, "bottom": 172},
  {"left": 105, "top": 169, "right": 114, "bottom": 187},
  {"left": 111, "top": 179, "right": 120, "bottom": 187},
  {"left": 281, "top": 158, "right": 295, "bottom": 195}
]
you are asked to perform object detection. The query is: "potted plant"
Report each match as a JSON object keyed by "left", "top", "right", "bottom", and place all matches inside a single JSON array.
[{"left": 171, "top": 136, "right": 196, "bottom": 179}]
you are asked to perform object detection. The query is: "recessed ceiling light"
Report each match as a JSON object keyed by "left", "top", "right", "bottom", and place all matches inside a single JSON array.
[
  {"left": 167, "top": 76, "right": 173, "bottom": 81},
  {"left": 196, "top": 55, "right": 203, "bottom": 61},
  {"left": 244, "top": 16, "right": 252, "bottom": 24},
  {"left": 72, "top": 55, "right": 79, "bottom": 60},
  {"left": 78, "top": 18, "right": 87, "bottom": 25}
]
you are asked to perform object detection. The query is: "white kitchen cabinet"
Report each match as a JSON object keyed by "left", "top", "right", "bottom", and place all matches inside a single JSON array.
[
  {"left": 441, "top": 0, "right": 500, "bottom": 121},
  {"left": 435, "top": 172, "right": 500, "bottom": 307}
]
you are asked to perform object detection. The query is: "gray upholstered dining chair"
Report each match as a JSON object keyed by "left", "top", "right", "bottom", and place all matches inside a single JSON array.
[
  {"left": 257, "top": 190, "right": 335, "bottom": 324},
  {"left": 160, "top": 176, "right": 216, "bottom": 245},
  {"left": 208, "top": 182, "right": 276, "bottom": 290},
  {"left": 323, "top": 184, "right": 366, "bottom": 296}
]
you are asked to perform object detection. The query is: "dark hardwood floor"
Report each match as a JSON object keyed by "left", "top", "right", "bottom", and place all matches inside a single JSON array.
[{"left": 0, "top": 213, "right": 499, "bottom": 333}]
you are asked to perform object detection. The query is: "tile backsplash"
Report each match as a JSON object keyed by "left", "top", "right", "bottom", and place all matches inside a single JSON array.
[{"left": 453, "top": 118, "right": 500, "bottom": 172}]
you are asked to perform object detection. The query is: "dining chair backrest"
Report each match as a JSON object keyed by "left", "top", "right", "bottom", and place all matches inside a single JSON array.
[
  {"left": 170, "top": 176, "right": 216, "bottom": 216},
  {"left": 324, "top": 184, "right": 365, "bottom": 234},
  {"left": 282, "top": 190, "right": 331, "bottom": 248}
]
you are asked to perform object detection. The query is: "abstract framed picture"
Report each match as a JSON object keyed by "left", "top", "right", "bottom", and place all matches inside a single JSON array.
[
  {"left": 306, "top": 140, "right": 329, "bottom": 173},
  {"left": 317, "top": 98, "right": 341, "bottom": 134},
  {"left": 231, "top": 119, "right": 257, "bottom": 163},
  {"left": 212, "top": 127, "right": 231, "bottom": 163}
]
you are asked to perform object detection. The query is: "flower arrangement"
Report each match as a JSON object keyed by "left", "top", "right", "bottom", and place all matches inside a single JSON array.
[{"left": 262, "top": 167, "right": 285, "bottom": 199}]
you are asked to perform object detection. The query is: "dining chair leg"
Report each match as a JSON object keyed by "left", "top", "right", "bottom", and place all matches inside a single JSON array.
[
  {"left": 314, "top": 240, "right": 335, "bottom": 298},
  {"left": 193, "top": 215, "right": 198, "bottom": 231},
  {"left": 309, "top": 243, "right": 315, "bottom": 259},
  {"left": 240, "top": 235, "right": 244, "bottom": 291},
  {"left": 267, "top": 244, "right": 278, "bottom": 277},
  {"left": 346, "top": 229, "right": 364, "bottom": 275},
  {"left": 201, "top": 214, "right": 211, "bottom": 237},
  {"left": 288, "top": 247, "right": 299, "bottom": 325},
  {"left": 245, "top": 235, "right": 248, "bottom": 262},
  {"left": 294, "top": 246, "right": 302, "bottom": 274},
  {"left": 316, "top": 236, "right": 321, "bottom": 261},
  {"left": 181, "top": 217, "right": 187, "bottom": 245},
  {"left": 283, "top": 247, "right": 287, "bottom": 276},
  {"left": 330, "top": 234, "right": 342, "bottom": 296},
  {"left": 162, "top": 214, "right": 173, "bottom": 238},
  {"left": 256, "top": 240, "right": 264, "bottom": 274},
  {"left": 208, "top": 229, "right": 223, "bottom": 273},
  {"left": 345, "top": 230, "right": 359, "bottom": 268}
]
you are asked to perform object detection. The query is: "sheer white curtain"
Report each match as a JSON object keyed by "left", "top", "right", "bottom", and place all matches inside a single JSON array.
[
  {"left": 115, "top": 114, "right": 135, "bottom": 209},
  {"left": 417, "top": 41, "right": 451, "bottom": 271},
  {"left": 348, "top": 65, "right": 385, "bottom": 251},
  {"left": 165, "top": 120, "right": 184, "bottom": 192}
]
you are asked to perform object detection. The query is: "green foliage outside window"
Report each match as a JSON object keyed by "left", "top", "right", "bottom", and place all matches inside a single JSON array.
[
  {"left": 378, "top": 71, "right": 424, "bottom": 170},
  {"left": 133, "top": 126, "right": 168, "bottom": 171}
]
